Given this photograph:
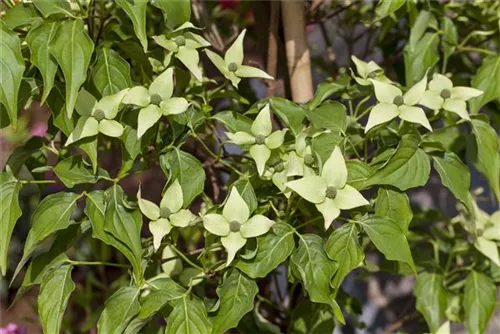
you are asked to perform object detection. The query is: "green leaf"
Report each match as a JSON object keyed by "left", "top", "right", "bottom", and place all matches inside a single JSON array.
[
  {"left": 26, "top": 22, "right": 59, "bottom": 103},
  {"left": 37, "top": 264, "right": 75, "bottom": 333},
  {"left": 375, "top": 186, "right": 412, "bottom": 234},
  {"left": 0, "top": 22, "right": 26, "bottom": 128},
  {"left": 0, "top": 172, "right": 22, "bottom": 276},
  {"left": 408, "top": 11, "right": 433, "bottom": 50},
  {"left": 54, "top": 155, "right": 109, "bottom": 188},
  {"left": 152, "top": 0, "right": 191, "bottom": 30},
  {"left": 116, "top": 0, "right": 148, "bottom": 52},
  {"left": 308, "top": 82, "right": 344, "bottom": 110},
  {"left": 325, "top": 224, "right": 363, "bottom": 290},
  {"left": 305, "top": 101, "right": 346, "bottom": 133},
  {"left": 414, "top": 272, "right": 448, "bottom": 333},
  {"left": 236, "top": 224, "right": 295, "bottom": 278},
  {"left": 366, "top": 135, "right": 430, "bottom": 190},
  {"left": 166, "top": 296, "right": 213, "bottom": 334},
  {"left": 432, "top": 153, "right": 473, "bottom": 213},
  {"left": 160, "top": 149, "right": 205, "bottom": 206},
  {"left": 463, "top": 271, "right": 496, "bottom": 334},
  {"left": 467, "top": 118, "right": 500, "bottom": 200},
  {"left": 269, "top": 98, "right": 305, "bottom": 135},
  {"left": 85, "top": 191, "right": 143, "bottom": 283},
  {"left": 3, "top": 2, "right": 42, "bottom": 29},
  {"left": 5, "top": 137, "right": 44, "bottom": 175},
  {"left": 98, "top": 287, "right": 141, "bottom": 334},
  {"left": 358, "top": 215, "right": 415, "bottom": 273},
  {"left": 104, "top": 185, "right": 143, "bottom": 282},
  {"left": 213, "top": 110, "right": 253, "bottom": 133},
  {"left": 15, "top": 192, "right": 80, "bottom": 279},
  {"left": 211, "top": 270, "right": 258, "bottom": 334},
  {"left": 470, "top": 55, "right": 500, "bottom": 113},
  {"left": 290, "top": 235, "right": 339, "bottom": 310},
  {"left": 50, "top": 19, "right": 94, "bottom": 118},
  {"left": 125, "top": 278, "right": 187, "bottom": 334},
  {"left": 311, "top": 131, "right": 343, "bottom": 164},
  {"left": 441, "top": 16, "right": 457, "bottom": 71},
  {"left": 15, "top": 224, "right": 81, "bottom": 304},
  {"left": 291, "top": 301, "right": 335, "bottom": 334},
  {"left": 375, "top": 0, "right": 405, "bottom": 19},
  {"left": 92, "top": 47, "right": 133, "bottom": 96},
  {"left": 32, "top": 0, "right": 73, "bottom": 18},
  {"left": 346, "top": 160, "right": 374, "bottom": 190},
  {"left": 404, "top": 33, "right": 439, "bottom": 86},
  {"left": 231, "top": 179, "right": 258, "bottom": 213}
]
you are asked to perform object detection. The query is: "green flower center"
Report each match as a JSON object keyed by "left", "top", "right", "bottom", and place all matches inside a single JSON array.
[
  {"left": 93, "top": 109, "right": 105, "bottom": 122},
  {"left": 393, "top": 95, "right": 404, "bottom": 107},
  {"left": 160, "top": 207, "right": 171, "bottom": 219},
  {"left": 228, "top": 62, "right": 238, "bottom": 72},
  {"left": 304, "top": 154, "right": 315, "bottom": 166},
  {"left": 229, "top": 221, "right": 241, "bottom": 232},
  {"left": 440, "top": 89, "right": 451, "bottom": 99},
  {"left": 174, "top": 36, "right": 186, "bottom": 47},
  {"left": 477, "top": 229, "right": 484, "bottom": 237},
  {"left": 325, "top": 186, "right": 338, "bottom": 199},
  {"left": 274, "top": 162, "right": 285, "bottom": 173},
  {"left": 150, "top": 94, "right": 162, "bottom": 106},
  {"left": 255, "top": 134, "right": 266, "bottom": 145},
  {"left": 367, "top": 71, "right": 377, "bottom": 79}
]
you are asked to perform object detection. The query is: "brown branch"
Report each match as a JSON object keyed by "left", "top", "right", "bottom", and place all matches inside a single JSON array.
[
  {"left": 266, "top": 0, "right": 281, "bottom": 97},
  {"left": 382, "top": 311, "right": 421, "bottom": 334}
]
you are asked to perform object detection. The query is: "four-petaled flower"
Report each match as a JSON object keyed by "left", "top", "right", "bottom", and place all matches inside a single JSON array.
[
  {"left": 419, "top": 73, "right": 483, "bottom": 121},
  {"left": 365, "top": 74, "right": 432, "bottom": 133},
  {"left": 286, "top": 146, "right": 369, "bottom": 229},
  {"left": 202, "top": 188, "right": 275, "bottom": 266},
  {"left": 138, "top": 179, "right": 196, "bottom": 251},
  {"left": 205, "top": 29, "right": 273, "bottom": 87},
  {"left": 226, "top": 104, "right": 287, "bottom": 176},
  {"left": 65, "top": 89, "right": 129, "bottom": 146},
  {"left": 350, "top": 55, "right": 391, "bottom": 86},
  {"left": 153, "top": 22, "right": 211, "bottom": 81},
  {"left": 123, "top": 67, "right": 190, "bottom": 138}
]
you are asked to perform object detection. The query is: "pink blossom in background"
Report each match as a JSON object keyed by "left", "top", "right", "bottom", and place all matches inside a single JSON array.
[
  {"left": 0, "top": 323, "right": 27, "bottom": 334},
  {"left": 29, "top": 121, "right": 48, "bottom": 138}
]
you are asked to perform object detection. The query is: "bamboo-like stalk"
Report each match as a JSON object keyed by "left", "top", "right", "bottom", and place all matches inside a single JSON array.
[{"left": 281, "top": 0, "right": 314, "bottom": 103}]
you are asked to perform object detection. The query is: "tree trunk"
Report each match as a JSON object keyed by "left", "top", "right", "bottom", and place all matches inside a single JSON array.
[{"left": 281, "top": 0, "right": 313, "bottom": 103}]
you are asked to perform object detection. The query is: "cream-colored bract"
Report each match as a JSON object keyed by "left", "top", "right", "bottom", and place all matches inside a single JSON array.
[
  {"left": 286, "top": 146, "right": 369, "bottom": 229},
  {"left": 201, "top": 188, "right": 275, "bottom": 266}
]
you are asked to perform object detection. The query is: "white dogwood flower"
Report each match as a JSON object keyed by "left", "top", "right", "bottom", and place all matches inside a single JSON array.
[
  {"left": 419, "top": 73, "right": 483, "bottom": 121},
  {"left": 202, "top": 188, "right": 275, "bottom": 266},
  {"left": 365, "top": 74, "right": 432, "bottom": 133},
  {"left": 286, "top": 146, "right": 369, "bottom": 229}
]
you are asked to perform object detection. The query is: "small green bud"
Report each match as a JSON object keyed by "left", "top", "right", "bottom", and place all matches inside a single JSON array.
[
  {"left": 325, "top": 186, "right": 338, "bottom": 199},
  {"left": 229, "top": 221, "right": 241, "bottom": 232},
  {"left": 174, "top": 36, "right": 186, "bottom": 47},
  {"left": 150, "top": 94, "right": 162, "bottom": 106},
  {"left": 274, "top": 162, "right": 285, "bottom": 173},
  {"left": 228, "top": 62, "right": 238, "bottom": 72},
  {"left": 367, "top": 72, "right": 377, "bottom": 79},
  {"left": 255, "top": 134, "right": 266, "bottom": 145},
  {"left": 393, "top": 95, "right": 404, "bottom": 107},
  {"left": 93, "top": 109, "right": 105, "bottom": 122},
  {"left": 267, "top": 155, "right": 281, "bottom": 167},
  {"left": 440, "top": 89, "right": 451, "bottom": 99},
  {"left": 304, "top": 154, "right": 315, "bottom": 166},
  {"left": 160, "top": 207, "right": 171, "bottom": 219},
  {"left": 477, "top": 229, "right": 484, "bottom": 237}
]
